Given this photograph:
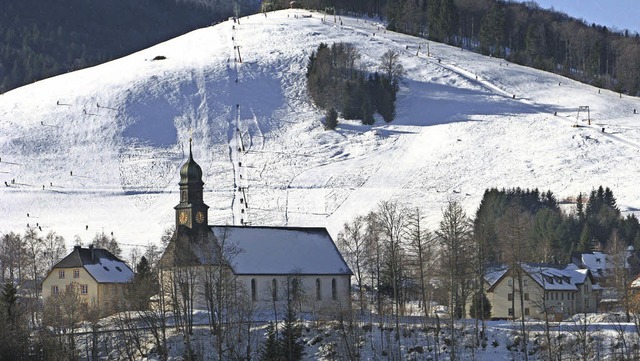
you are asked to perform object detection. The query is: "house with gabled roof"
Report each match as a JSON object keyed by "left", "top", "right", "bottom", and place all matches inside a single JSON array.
[
  {"left": 484, "top": 263, "right": 599, "bottom": 320},
  {"left": 158, "top": 143, "right": 352, "bottom": 315},
  {"left": 41, "top": 245, "right": 133, "bottom": 314}
]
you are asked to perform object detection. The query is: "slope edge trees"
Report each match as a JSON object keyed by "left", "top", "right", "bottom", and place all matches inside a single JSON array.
[
  {"left": 474, "top": 186, "right": 640, "bottom": 265},
  {"left": 306, "top": 42, "right": 403, "bottom": 129},
  {"left": 307, "top": 1, "right": 640, "bottom": 96},
  {"left": 0, "top": 0, "right": 259, "bottom": 93}
]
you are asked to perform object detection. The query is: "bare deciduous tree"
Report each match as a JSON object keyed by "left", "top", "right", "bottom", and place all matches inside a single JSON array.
[
  {"left": 437, "top": 201, "right": 473, "bottom": 361},
  {"left": 337, "top": 215, "right": 369, "bottom": 316}
]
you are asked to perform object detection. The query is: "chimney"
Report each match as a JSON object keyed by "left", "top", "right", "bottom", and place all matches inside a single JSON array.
[{"left": 89, "top": 244, "right": 95, "bottom": 262}]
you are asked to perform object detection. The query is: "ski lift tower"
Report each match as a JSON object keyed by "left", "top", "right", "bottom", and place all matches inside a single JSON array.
[
  {"left": 577, "top": 106, "right": 590, "bottom": 126},
  {"left": 324, "top": 7, "right": 336, "bottom": 22}
]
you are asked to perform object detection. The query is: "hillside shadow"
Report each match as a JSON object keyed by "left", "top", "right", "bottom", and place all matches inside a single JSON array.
[
  {"left": 336, "top": 122, "right": 417, "bottom": 137},
  {"left": 120, "top": 79, "right": 180, "bottom": 148},
  {"left": 393, "top": 79, "right": 553, "bottom": 127}
]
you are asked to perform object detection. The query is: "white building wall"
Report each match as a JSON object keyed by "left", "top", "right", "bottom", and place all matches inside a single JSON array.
[
  {"left": 161, "top": 267, "right": 351, "bottom": 315},
  {"left": 238, "top": 274, "right": 351, "bottom": 312}
]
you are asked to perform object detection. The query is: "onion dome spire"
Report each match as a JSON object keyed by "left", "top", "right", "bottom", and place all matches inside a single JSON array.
[{"left": 180, "top": 137, "right": 203, "bottom": 184}]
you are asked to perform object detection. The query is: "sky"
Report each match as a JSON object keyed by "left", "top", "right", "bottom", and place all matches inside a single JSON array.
[{"left": 517, "top": 0, "right": 640, "bottom": 34}]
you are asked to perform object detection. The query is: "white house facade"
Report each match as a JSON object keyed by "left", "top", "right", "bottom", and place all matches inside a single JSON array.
[{"left": 485, "top": 263, "right": 599, "bottom": 320}]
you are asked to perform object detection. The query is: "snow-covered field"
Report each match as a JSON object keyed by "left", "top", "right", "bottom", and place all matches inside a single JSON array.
[{"left": 2, "top": 9, "right": 640, "bottom": 252}]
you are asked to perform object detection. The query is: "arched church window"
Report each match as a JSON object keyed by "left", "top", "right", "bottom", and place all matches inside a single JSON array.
[
  {"left": 331, "top": 278, "right": 337, "bottom": 301},
  {"left": 316, "top": 279, "right": 321, "bottom": 301},
  {"left": 272, "top": 278, "right": 278, "bottom": 301},
  {"left": 251, "top": 279, "right": 257, "bottom": 302}
]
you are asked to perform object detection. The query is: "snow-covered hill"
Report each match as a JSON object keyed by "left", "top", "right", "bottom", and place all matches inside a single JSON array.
[{"left": 2, "top": 9, "right": 640, "bottom": 252}]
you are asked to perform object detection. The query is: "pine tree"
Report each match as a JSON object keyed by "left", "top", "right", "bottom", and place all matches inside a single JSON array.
[
  {"left": 280, "top": 303, "right": 304, "bottom": 361},
  {"left": 579, "top": 224, "right": 593, "bottom": 251},
  {"left": 576, "top": 192, "right": 585, "bottom": 221},
  {"left": 604, "top": 187, "right": 617, "bottom": 209},
  {"left": 0, "top": 282, "right": 29, "bottom": 360},
  {"left": 129, "top": 256, "right": 158, "bottom": 310},
  {"left": 259, "top": 322, "right": 281, "bottom": 361},
  {"left": 478, "top": 3, "right": 504, "bottom": 56},
  {"left": 1, "top": 282, "right": 17, "bottom": 320},
  {"left": 361, "top": 95, "right": 375, "bottom": 125},
  {"left": 325, "top": 108, "right": 338, "bottom": 130},
  {"left": 469, "top": 291, "right": 492, "bottom": 319},
  {"left": 341, "top": 80, "right": 362, "bottom": 120}
]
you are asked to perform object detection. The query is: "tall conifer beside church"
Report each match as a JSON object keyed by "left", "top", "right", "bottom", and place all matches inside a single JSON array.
[{"left": 159, "top": 142, "right": 352, "bottom": 315}]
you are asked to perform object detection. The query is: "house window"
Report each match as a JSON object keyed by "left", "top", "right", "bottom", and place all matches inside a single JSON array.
[
  {"left": 81, "top": 284, "right": 88, "bottom": 295},
  {"left": 508, "top": 308, "right": 514, "bottom": 316},
  {"left": 316, "top": 279, "right": 321, "bottom": 301},
  {"left": 331, "top": 279, "right": 337, "bottom": 301},
  {"left": 73, "top": 269, "right": 80, "bottom": 278},
  {"left": 524, "top": 279, "right": 528, "bottom": 286},
  {"left": 51, "top": 285, "right": 59, "bottom": 295},
  {"left": 524, "top": 293, "right": 529, "bottom": 301},
  {"left": 525, "top": 308, "right": 530, "bottom": 316},
  {"left": 59, "top": 270, "right": 65, "bottom": 279},
  {"left": 271, "top": 279, "right": 277, "bottom": 301},
  {"left": 508, "top": 279, "right": 513, "bottom": 286},
  {"left": 251, "top": 279, "right": 256, "bottom": 302},
  {"left": 508, "top": 293, "right": 513, "bottom": 301},
  {"left": 561, "top": 293, "right": 564, "bottom": 301}
]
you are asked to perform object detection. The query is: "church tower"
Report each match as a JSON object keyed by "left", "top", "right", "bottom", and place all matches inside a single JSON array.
[{"left": 174, "top": 140, "right": 209, "bottom": 235}]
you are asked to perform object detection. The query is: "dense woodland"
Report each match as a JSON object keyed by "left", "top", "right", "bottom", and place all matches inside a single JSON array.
[
  {"left": 275, "top": 0, "right": 640, "bottom": 96},
  {"left": 306, "top": 42, "right": 402, "bottom": 127},
  {"left": 3, "top": 0, "right": 638, "bottom": 96},
  {"left": 0, "top": 0, "right": 259, "bottom": 93},
  {"left": 344, "top": 186, "right": 639, "bottom": 315}
]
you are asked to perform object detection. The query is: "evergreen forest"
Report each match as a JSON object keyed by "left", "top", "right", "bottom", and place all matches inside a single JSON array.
[
  {"left": 4, "top": 0, "right": 639, "bottom": 96},
  {"left": 0, "top": 0, "right": 259, "bottom": 93},
  {"left": 273, "top": 0, "right": 640, "bottom": 96},
  {"left": 306, "top": 42, "right": 401, "bottom": 126}
]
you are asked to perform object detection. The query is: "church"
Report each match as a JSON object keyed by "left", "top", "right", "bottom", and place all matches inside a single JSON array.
[{"left": 159, "top": 142, "right": 352, "bottom": 316}]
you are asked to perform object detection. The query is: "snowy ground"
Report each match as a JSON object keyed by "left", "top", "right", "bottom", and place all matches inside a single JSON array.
[
  {"left": 76, "top": 310, "right": 640, "bottom": 360},
  {"left": 1, "top": 9, "right": 640, "bottom": 253}
]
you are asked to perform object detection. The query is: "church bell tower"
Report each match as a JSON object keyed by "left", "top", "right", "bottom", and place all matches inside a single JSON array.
[{"left": 174, "top": 140, "right": 209, "bottom": 235}]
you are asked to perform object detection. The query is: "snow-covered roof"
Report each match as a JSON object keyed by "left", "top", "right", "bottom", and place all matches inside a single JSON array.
[
  {"left": 573, "top": 250, "right": 637, "bottom": 278},
  {"left": 522, "top": 263, "right": 590, "bottom": 291},
  {"left": 52, "top": 246, "right": 134, "bottom": 283},
  {"left": 579, "top": 251, "right": 608, "bottom": 276},
  {"left": 484, "top": 265, "right": 509, "bottom": 288},
  {"left": 630, "top": 274, "right": 640, "bottom": 289},
  {"left": 210, "top": 226, "right": 352, "bottom": 276},
  {"left": 83, "top": 257, "right": 134, "bottom": 283},
  {"left": 487, "top": 263, "right": 595, "bottom": 292}
]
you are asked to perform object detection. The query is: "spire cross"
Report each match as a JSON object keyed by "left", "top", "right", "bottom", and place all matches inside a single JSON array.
[{"left": 189, "top": 129, "right": 193, "bottom": 159}]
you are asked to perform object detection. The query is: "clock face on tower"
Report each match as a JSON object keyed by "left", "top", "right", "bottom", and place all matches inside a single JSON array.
[
  {"left": 178, "top": 211, "right": 188, "bottom": 225},
  {"left": 196, "top": 211, "right": 205, "bottom": 224}
]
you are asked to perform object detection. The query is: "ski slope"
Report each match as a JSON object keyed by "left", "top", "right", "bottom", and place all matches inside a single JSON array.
[{"left": 1, "top": 9, "right": 640, "bottom": 253}]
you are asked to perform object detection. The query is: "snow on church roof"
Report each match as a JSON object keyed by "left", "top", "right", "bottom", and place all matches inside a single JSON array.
[{"left": 210, "top": 226, "right": 352, "bottom": 276}]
